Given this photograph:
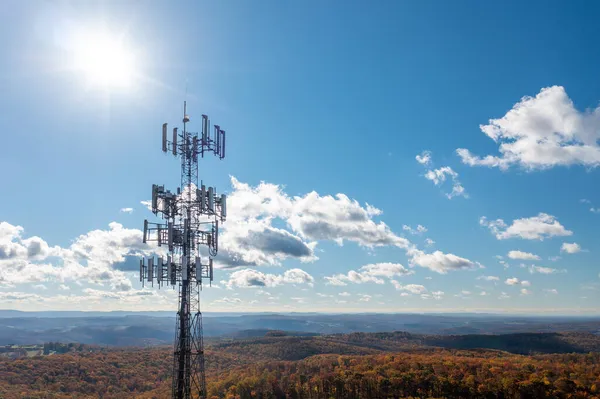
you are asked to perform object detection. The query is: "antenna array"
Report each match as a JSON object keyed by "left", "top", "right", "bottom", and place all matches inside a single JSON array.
[{"left": 139, "top": 102, "right": 227, "bottom": 399}]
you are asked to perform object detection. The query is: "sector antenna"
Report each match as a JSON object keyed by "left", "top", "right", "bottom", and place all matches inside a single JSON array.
[{"left": 139, "top": 102, "right": 227, "bottom": 399}]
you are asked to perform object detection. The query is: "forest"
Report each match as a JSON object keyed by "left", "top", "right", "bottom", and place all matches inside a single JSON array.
[{"left": 1, "top": 331, "right": 599, "bottom": 398}]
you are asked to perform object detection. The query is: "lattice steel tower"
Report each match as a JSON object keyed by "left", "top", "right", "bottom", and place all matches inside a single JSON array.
[{"left": 139, "top": 102, "right": 226, "bottom": 399}]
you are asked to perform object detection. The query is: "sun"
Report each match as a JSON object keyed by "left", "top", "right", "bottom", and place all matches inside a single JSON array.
[{"left": 71, "top": 31, "right": 136, "bottom": 89}]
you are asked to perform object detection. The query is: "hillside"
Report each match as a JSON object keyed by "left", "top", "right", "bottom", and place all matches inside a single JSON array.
[{"left": 1, "top": 330, "right": 599, "bottom": 398}]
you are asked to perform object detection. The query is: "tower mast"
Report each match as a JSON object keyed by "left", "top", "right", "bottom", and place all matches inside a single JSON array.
[{"left": 140, "top": 102, "right": 227, "bottom": 398}]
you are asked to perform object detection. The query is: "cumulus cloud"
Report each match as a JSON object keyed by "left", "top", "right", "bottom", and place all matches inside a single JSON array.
[
  {"left": 416, "top": 151, "right": 468, "bottom": 199},
  {"left": 217, "top": 177, "right": 412, "bottom": 269},
  {"left": 359, "top": 294, "right": 372, "bottom": 302},
  {"left": 403, "top": 224, "right": 428, "bottom": 235},
  {"left": 224, "top": 268, "right": 314, "bottom": 289},
  {"left": 409, "top": 250, "right": 483, "bottom": 274},
  {"left": 507, "top": 250, "right": 540, "bottom": 260},
  {"left": 457, "top": 86, "right": 600, "bottom": 170},
  {"left": 520, "top": 288, "right": 531, "bottom": 296},
  {"left": 120, "top": 208, "right": 134, "bottom": 214},
  {"left": 324, "top": 263, "right": 411, "bottom": 286},
  {"left": 480, "top": 213, "right": 572, "bottom": 240},
  {"left": 415, "top": 151, "right": 432, "bottom": 166},
  {"left": 561, "top": 242, "right": 581, "bottom": 254},
  {"left": 544, "top": 289, "right": 558, "bottom": 294},
  {"left": 0, "top": 221, "right": 154, "bottom": 291},
  {"left": 424, "top": 238, "right": 435, "bottom": 247},
  {"left": 505, "top": 278, "right": 530, "bottom": 287},
  {"left": 477, "top": 275, "right": 499, "bottom": 281},
  {"left": 528, "top": 265, "right": 565, "bottom": 274},
  {"left": 391, "top": 281, "right": 427, "bottom": 294}
]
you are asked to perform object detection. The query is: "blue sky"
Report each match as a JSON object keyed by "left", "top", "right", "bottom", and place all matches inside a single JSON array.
[{"left": 0, "top": 0, "right": 599, "bottom": 314}]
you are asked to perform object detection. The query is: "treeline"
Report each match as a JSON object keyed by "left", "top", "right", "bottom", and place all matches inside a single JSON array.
[{"left": 209, "top": 351, "right": 600, "bottom": 399}]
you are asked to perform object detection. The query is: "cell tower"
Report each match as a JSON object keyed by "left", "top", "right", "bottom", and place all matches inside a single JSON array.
[{"left": 139, "top": 101, "right": 226, "bottom": 399}]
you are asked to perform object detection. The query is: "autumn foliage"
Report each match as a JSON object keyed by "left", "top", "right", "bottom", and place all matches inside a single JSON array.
[{"left": 0, "top": 334, "right": 599, "bottom": 398}]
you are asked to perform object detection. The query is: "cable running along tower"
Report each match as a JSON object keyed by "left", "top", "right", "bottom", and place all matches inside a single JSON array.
[{"left": 139, "top": 102, "right": 226, "bottom": 399}]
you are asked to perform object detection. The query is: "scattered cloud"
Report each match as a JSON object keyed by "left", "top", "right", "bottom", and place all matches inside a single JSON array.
[
  {"left": 416, "top": 151, "right": 468, "bottom": 199},
  {"left": 507, "top": 250, "right": 540, "bottom": 260},
  {"left": 391, "top": 281, "right": 427, "bottom": 294},
  {"left": 544, "top": 289, "right": 558, "bottom": 294},
  {"left": 120, "top": 208, "right": 133, "bottom": 214},
  {"left": 325, "top": 263, "right": 411, "bottom": 286},
  {"left": 224, "top": 268, "right": 314, "bottom": 289},
  {"left": 212, "top": 297, "right": 243, "bottom": 305},
  {"left": 338, "top": 292, "right": 350, "bottom": 297},
  {"left": 359, "top": 294, "right": 372, "bottom": 302},
  {"left": 424, "top": 238, "right": 435, "bottom": 247},
  {"left": 520, "top": 289, "right": 531, "bottom": 296},
  {"left": 505, "top": 278, "right": 531, "bottom": 287},
  {"left": 403, "top": 224, "right": 428, "bottom": 235},
  {"left": 477, "top": 275, "right": 499, "bottom": 282},
  {"left": 456, "top": 86, "right": 600, "bottom": 170},
  {"left": 409, "top": 250, "right": 483, "bottom": 274},
  {"left": 528, "top": 265, "right": 565, "bottom": 274},
  {"left": 415, "top": 151, "right": 432, "bottom": 166},
  {"left": 561, "top": 242, "right": 581, "bottom": 254},
  {"left": 480, "top": 213, "right": 572, "bottom": 240},
  {"left": 548, "top": 256, "right": 561, "bottom": 262}
]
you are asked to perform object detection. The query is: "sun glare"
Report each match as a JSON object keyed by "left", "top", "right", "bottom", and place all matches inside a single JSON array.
[{"left": 72, "top": 31, "right": 136, "bottom": 89}]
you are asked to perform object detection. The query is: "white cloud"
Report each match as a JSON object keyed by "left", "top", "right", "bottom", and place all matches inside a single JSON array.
[
  {"left": 403, "top": 224, "right": 428, "bottom": 235},
  {"left": 561, "top": 242, "right": 581, "bottom": 254},
  {"left": 480, "top": 213, "right": 572, "bottom": 240},
  {"left": 499, "top": 292, "right": 510, "bottom": 299},
  {"left": 424, "top": 238, "right": 435, "bottom": 247},
  {"left": 59, "top": 284, "right": 70, "bottom": 291},
  {"left": 120, "top": 208, "right": 134, "bottom": 214},
  {"left": 316, "top": 293, "right": 333, "bottom": 298},
  {"left": 507, "top": 250, "right": 540, "bottom": 260},
  {"left": 505, "top": 278, "right": 531, "bottom": 287},
  {"left": 591, "top": 208, "right": 600, "bottom": 214},
  {"left": 325, "top": 270, "right": 384, "bottom": 286},
  {"left": 431, "top": 291, "right": 444, "bottom": 300},
  {"left": 416, "top": 151, "right": 468, "bottom": 199},
  {"left": 457, "top": 86, "right": 600, "bottom": 170},
  {"left": 548, "top": 256, "right": 561, "bottom": 262},
  {"left": 391, "top": 281, "right": 427, "bottom": 294},
  {"left": 0, "top": 221, "right": 153, "bottom": 291},
  {"left": 461, "top": 290, "right": 471, "bottom": 295},
  {"left": 544, "top": 289, "right": 558, "bottom": 294},
  {"left": 580, "top": 199, "right": 591, "bottom": 204},
  {"left": 212, "top": 297, "right": 243, "bottom": 305},
  {"left": 219, "top": 177, "right": 411, "bottom": 269},
  {"left": 415, "top": 151, "right": 432, "bottom": 166},
  {"left": 520, "top": 288, "right": 531, "bottom": 296},
  {"left": 409, "top": 250, "right": 483, "bottom": 274},
  {"left": 477, "top": 275, "right": 499, "bottom": 281},
  {"left": 325, "top": 263, "right": 411, "bottom": 286},
  {"left": 529, "top": 265, "right": 564, "bottom": 274},
  {"left": 359, "top": 263, "right": 412, "bottom": 278},
  {"left": 359, "top": 294, "right": 372, "bottom": 302},
  {"left": 224, "top": 268, "right": 314, "bottom": 289},
  {"left": 338, "top": 292, "right": 350, "bottom": 297},
  {"left": 479, "top": 291, "right": 487, "bottom": 296}
]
